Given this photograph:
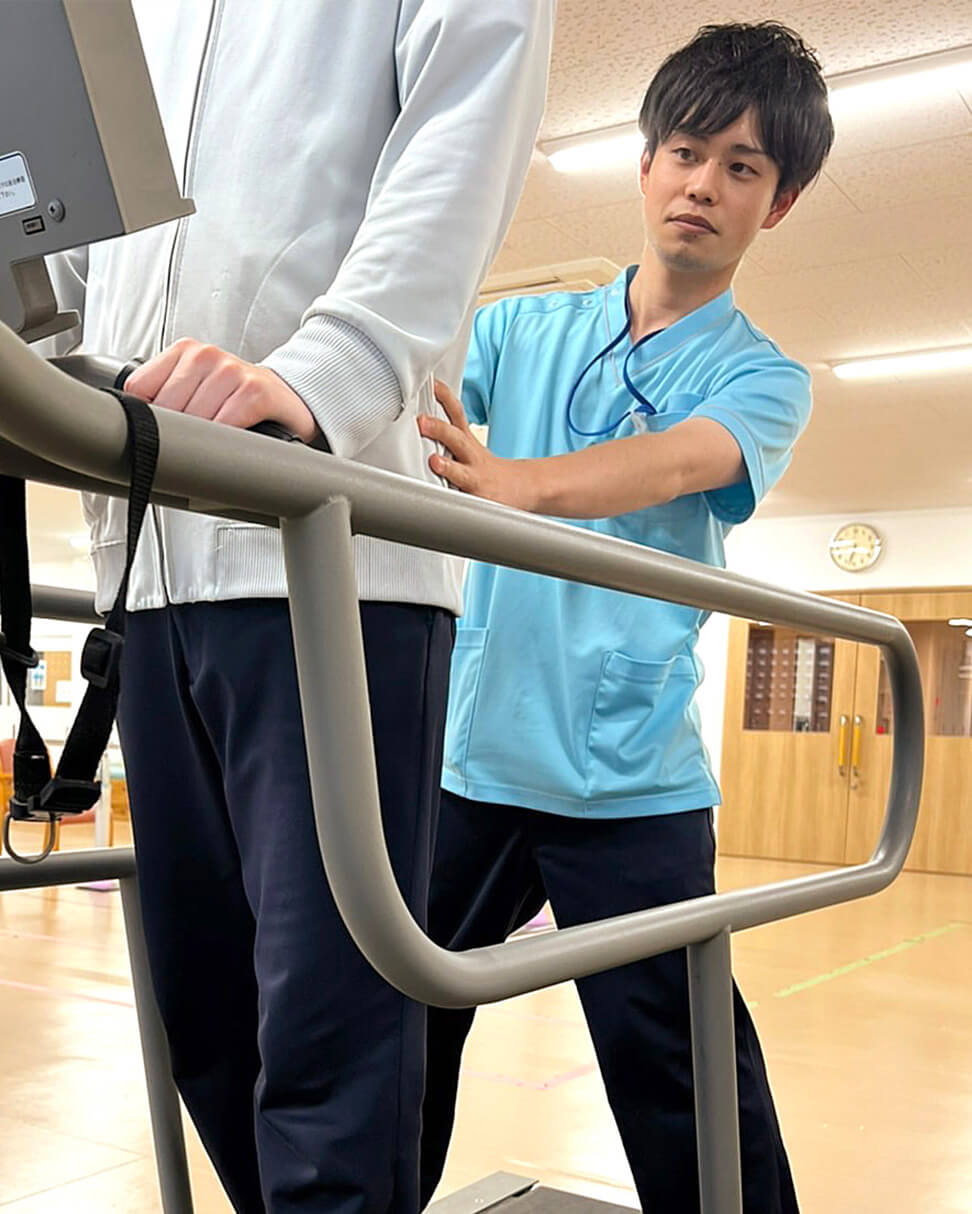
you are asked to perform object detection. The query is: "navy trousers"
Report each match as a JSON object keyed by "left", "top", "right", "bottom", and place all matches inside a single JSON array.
[
  {"left": 118, "top": 599, "right": 454, "bottom": 1214},
  {"left": 420, "top": 791, "right": 799, "bottom": 1213}
]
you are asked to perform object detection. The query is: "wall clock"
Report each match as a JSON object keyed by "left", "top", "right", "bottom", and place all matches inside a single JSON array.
[{"left": 829, "top": 522, "right": 883, "bottom": 572}]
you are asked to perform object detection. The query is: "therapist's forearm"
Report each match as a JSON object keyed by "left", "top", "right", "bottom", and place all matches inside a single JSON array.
[
  {"left": 425, "top": 391, "right": 745, "bottom": 517},
  {"left": 520, "top": 434, "right": 683, "bottom": 519}
]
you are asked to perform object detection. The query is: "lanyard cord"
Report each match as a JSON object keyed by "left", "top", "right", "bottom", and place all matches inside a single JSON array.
[
  {"left": 566, "top": 267, "right": 658, "bottom": 439},
  {"left": 565, "top": 275, "right": 738, "bottom": 441}
]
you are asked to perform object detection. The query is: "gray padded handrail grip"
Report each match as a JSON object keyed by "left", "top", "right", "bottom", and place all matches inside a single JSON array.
[
  {"left": 31, "top": 585, "right": 100, "bottom": 625},
  {"left": 0, "top": 324, "right": 925, "bottom": 1006}
]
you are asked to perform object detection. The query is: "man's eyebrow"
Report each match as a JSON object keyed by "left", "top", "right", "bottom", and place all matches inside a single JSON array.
[{"left": 670, "top": 131, "right": 770, "bottom": 158}]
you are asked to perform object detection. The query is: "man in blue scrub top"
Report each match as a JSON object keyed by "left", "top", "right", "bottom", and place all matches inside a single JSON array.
[{"left": 417, "top": 23, "right": 835, "bottom": 1214}]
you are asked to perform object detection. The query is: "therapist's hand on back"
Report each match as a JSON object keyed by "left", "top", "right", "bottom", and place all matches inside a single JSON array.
[
  {"left": 126, "top": 338, "right": 320, "bottom": 442},
  {"left": 420, "top": 380, "right": 534, "bottom": 510}
]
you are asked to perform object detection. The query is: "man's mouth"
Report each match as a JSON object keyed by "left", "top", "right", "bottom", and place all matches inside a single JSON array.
[{"left": 669, "top": 213, "right": 717, "bottom": 233}]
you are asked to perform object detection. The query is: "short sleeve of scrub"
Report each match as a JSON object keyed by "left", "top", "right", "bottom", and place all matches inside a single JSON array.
[{"left": 693, "top": 358, "right": 812, "bottom": 524}]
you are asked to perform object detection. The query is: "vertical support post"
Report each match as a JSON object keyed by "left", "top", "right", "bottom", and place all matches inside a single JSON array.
[
  {"left": 119, "top": 876, "right": 194, "bottom": 1214},
  {"left": 280, "top": 499, "right": 420, "bottom": 988},
  {"left": 687, "top": 929, "right": 743, "bottom": 1214}
]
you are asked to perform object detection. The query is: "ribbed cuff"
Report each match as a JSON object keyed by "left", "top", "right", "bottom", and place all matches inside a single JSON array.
[{"left": 262, "top": 313, "right": 403, "bottom": 459}]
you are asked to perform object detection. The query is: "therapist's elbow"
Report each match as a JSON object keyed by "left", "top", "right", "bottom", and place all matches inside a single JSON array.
[{"left": 657, "top": 451, "right": 742, "bottom": 505}]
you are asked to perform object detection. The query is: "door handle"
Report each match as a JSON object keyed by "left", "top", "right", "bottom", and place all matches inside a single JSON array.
[
  {"left": 852, "top": 714, "right": 864, "bottom": 782},
  {"left": 837, "top": 713, "right": 849, "bottom": 776}
]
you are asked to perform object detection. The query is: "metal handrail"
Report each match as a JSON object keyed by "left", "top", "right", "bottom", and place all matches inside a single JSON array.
[{"left": 0, "top": 323, "right": 924, "bottom": 1010}]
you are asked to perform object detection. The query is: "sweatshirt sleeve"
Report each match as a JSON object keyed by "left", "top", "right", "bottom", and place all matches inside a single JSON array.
[{"left": 261, "top": 0, "right": 555, "bottom": 459}]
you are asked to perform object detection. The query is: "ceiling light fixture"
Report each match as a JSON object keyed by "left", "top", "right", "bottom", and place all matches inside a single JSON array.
[
  {"left": 539, "top": 43, "right": 972, "bottom": 174},
  {"left": 826, "top": 43, "right": 972, "bottom": 118},
  {"left": 831, "top": 345, "right": 972, "bottom": 381},
  {"left": 541, "top": 122, "right": 642, "bottom": 174}
]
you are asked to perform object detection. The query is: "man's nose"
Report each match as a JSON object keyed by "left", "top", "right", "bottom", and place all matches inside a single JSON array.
[{"left": 685, "top": 159, "right": 719, "bottom": 205}]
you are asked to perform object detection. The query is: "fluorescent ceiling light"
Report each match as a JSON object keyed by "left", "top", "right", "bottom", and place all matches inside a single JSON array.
[
  {"left": 539, "top": 44, "right": 972, "bottom": 173},
  {"left": 827, "top": 44, "right": 972, "bottom": 118},
  {"left": 949, "top": 618, "right": 972, "bottom": 627},
  {"left": 541, "top": 122, "right": 642, "bottom": 174},
  {"left": 832, "top": 345, "right": 972, "bottom": 381}
]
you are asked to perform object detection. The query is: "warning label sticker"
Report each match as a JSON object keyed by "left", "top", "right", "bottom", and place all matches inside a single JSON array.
[{"left": 0, "top": 153, "right": 37, "bottom": 218}]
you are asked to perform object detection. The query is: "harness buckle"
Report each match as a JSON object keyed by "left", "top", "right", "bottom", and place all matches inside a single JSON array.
[
  {"left": 81, "top": 627, "right": 124, "bottom": 689},
  {"left": 0, "top": 632, "right": 40, "bottom": 668},
  {"left": 9, "top": 776, "right": 102, "bottom": 822}
]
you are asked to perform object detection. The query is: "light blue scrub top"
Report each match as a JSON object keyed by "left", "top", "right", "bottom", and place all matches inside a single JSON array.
[{"left": 442, "top": 267, "right": 812, "bottom": 818}]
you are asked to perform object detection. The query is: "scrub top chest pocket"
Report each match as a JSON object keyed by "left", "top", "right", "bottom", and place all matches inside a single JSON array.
[{"left": 631, "top": 394, "right": 704, "bottom": 434}]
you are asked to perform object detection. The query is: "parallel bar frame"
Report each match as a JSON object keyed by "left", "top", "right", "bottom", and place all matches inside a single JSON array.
[{"left": 0, "top": 331, "right": 926, "bottom": 1213}]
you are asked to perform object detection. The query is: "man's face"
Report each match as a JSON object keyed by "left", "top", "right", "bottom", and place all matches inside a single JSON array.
[{"left": 639, "top": 108, "right": 798, "bottom": 278}]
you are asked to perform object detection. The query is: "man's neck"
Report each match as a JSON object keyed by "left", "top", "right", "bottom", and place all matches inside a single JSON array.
[{"left": 627, "top": 253, "right": 736, "bottom": 342}]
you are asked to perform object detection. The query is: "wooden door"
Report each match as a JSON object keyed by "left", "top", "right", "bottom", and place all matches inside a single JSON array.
[
  {"left": 717, "top": 594, "right": 861, "bottom": 863},
  {"left": 844, "top": 590, "right": 972, "bottom": 875}
]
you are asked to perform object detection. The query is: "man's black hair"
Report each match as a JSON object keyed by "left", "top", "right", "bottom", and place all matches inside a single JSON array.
[{"left": 639, "top": 23, "right": 835, "bottom": 196}]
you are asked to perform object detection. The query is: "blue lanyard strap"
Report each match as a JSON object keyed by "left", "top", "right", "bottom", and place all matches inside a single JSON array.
[
  {"left": 566, "top": 269, "right": 657, "bottom": 439},
  {"left": 565, "top": 323, "right": 631, "bottom": 438},
  {"left": 621, "top": 338, "right": 656, "bottom": 409}
]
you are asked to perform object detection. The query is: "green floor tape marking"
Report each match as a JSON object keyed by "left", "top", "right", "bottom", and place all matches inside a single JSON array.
[{"left": 772, "top": 922, "right": 965, "bottom": 999}]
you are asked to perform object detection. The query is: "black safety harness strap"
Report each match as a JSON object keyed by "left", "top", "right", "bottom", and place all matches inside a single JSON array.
[{"left": 0, "top": 390, "right": 159, "bottom": 863}]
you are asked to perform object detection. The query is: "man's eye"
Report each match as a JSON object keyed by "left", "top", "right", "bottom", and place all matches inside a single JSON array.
[
  {"left": 731, "top": 162, "right": 756, "bottom": 176},
  {"left": 673, "top": 147, "right": 695, "bottom": 161}
]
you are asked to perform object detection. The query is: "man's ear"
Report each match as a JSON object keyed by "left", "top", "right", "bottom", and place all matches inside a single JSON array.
[
  {"left": 639, "top": 146, "right": 653, "bottom": 196},
  {"left": 762, "top": 187, "right": 800, "bottom": 230}
]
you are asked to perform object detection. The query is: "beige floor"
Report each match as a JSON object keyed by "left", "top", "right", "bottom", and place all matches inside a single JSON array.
[{"left": 0, "top": 821, "right": 969, "bottom": 1213}]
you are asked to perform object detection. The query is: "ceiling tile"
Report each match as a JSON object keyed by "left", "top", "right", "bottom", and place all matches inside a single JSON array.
[
  {"left": 781, "top": 174, "right": 861, "bottom": 228},
  {"left": 512, "top": 155, "right": 642, "bottom": 224},
  {"left": 827, "top": 88, "right": 972, "bottom": 159},
  {"left": 544, "top": 0, "right": 972, "bottom": 142},
  {"left": 772, "top": 0, "right": 972, "bottom": 73},
  {"left": 734, "top": 256, "right": 928, "bottom": 316},
  {"left": 752, "top": 203, "right": 972, "bottom": 276},
  {"left": 543, "top": 203, "right": 646, "bottom": 269},
  {"left": 746, "top": 291, "right": 972, "bottom": 363},
  {"left": 489, "top": 219, "right": 590, "bottom": 274},
  {"left": 761, "top": 414, "right": 972, "bottom": 516},
  {"left": 827, "top": 133, "right": 972, "bottom": 210},
  {"left": 903, "top": 245, "right": 972, "bottom": 316}
]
